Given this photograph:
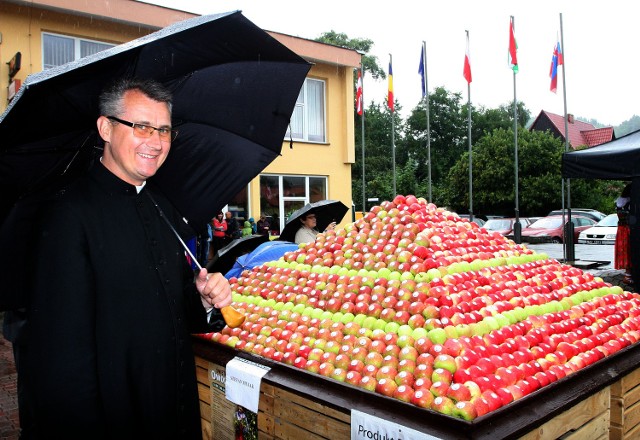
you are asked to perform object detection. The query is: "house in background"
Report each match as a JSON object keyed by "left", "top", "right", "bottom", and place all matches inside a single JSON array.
[
  {"left": 529, "top": 110, "right": 615, "bottom": 149},
  {"left": 0, "top": 0, "right": 360, "bottom": 235}
]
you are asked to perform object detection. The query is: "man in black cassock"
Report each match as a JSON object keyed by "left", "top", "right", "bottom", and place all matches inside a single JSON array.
[{"left": 24, "top": 78, "right": 231, "bottom": 439}]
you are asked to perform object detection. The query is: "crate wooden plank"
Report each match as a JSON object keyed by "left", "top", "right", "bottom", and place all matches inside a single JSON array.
[
  {"left": 196, "top": 364, "right": 209, "bottom": 386},
  {"left": 260, "top": 389, "right": 275, "bottom": 414},
  {"left": 611, "top": 368, "right": 640, "bottom": 397},
  {"left": 557, "top": 410, "right": 609, "bottom": 440},
  {"left": 201, "top": 417, "right": 212, "bottom": 440},
  {"left": 272, "top": 398, "right": 350, "bottom": 439},
  {"left": 198, "top": 382, "right": 211, "bottom": 406},
  {"left": 271, "top": 386, "right": 350, "bottom": 424},
  {"left": 199, "top": 400, "right": 211, "bottom": 423},
  {"left": 195, "top": 355, "right": 209, "bottom": 369},
  {"left": 258, "top": 410, "right": 275, "bottom": 436},
  {"left": 258, "top": 431, "right": 275, "bottom": 440},
  {"left": 610, "top": 418, "right": 640, "bottom": 440},
  {"left": 273, "top": 417, "right": 348, "bottom": 440},
  {"left": 518, "top": 387, "right": 610, "bottom": 440},
  {"left": 622, "top": 399, "right": 640, "bottom": 434},
  {"left": 611, "top": 398, "right": 640, "bottom": 433}
]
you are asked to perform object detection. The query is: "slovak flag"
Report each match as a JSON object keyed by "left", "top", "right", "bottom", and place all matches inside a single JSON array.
[
  {"left": 355, "top": 69, "right": 363, "bottom": 115},
  {"left": 549, "top": 41, "right": 563, "bottom": 93}
]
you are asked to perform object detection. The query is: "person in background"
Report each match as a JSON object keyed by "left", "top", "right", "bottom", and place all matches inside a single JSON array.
[
  {"left": 211, "top": 212, "right": 227, "bottom": 256},
  {"left": 241, "top": 220, "right": 253, "bottom": 237},
  {"left": 225, "top": 211, "right": 240, "bottom": 243},
  {"left": 615, "top": 183, "right": 633, "bottom": 285},
  {"left": 24, "top": 77, "right": 232, "bottom": 439},
  {"left": 294, "top": 213, "right": 336, "bottom": 244},
  {"left": 248, "top": 217, "right": 257, "bottom": 234},
  {"left": 257, "top": 214, "right": 270, "bottom": 237}
]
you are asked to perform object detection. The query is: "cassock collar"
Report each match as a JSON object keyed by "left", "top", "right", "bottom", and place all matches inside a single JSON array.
[{"left": 90, "top": 162, "right": 143, "bottom": 196}]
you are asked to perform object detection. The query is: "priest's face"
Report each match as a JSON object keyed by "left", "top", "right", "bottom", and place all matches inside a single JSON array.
[{"left": 98, "top": 89, "right": 172, "bottom": 186}]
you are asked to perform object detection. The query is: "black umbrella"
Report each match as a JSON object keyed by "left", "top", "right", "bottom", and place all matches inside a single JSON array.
[
  {"left": 0, "top": 11, "right": 310, "bottom": 310},
  {"left": 206, "top": 234, "right": 270, "bottom": 275},
  {"left": 278, "top": 200, "right": 349, "bottom": 242}
]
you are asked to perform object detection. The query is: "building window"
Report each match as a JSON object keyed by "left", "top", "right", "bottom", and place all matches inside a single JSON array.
[
  {"left": 259, "top": 174, "right": 328, "bottom": 235},
  {"left": 286, "top": 78, "right": 326, "bottom": 143},
  {"left": 42, "top": 33, "right": 115, "bottom": 69}
]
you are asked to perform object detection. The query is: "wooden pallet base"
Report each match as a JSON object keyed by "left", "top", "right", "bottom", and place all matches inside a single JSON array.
[{"left": 610, "top": 366, "right": 640, "bottom": 440}]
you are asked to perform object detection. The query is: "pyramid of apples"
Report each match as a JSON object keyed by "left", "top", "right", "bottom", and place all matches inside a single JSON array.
[{"left": 202, "top": 195, "right": 640, "bottom": 420}]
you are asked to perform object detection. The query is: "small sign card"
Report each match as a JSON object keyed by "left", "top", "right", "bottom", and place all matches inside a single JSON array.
[
  {"left": 225, "top": 356, "right": 270, "bottom": 413},
  {"left": 351, "top": 409, "right": 441, "bottom": 440}
]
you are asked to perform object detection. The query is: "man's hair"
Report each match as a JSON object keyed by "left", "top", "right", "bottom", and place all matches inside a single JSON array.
[{"left": 99, "top": 77, "right": 173, "bottom": 117}]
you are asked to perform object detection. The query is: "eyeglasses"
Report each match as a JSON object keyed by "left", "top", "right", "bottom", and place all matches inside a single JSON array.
[{"left": 107, "top": 116, "right": 178, "bottom": 142}]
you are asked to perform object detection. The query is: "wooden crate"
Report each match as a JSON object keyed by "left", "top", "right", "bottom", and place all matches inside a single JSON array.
[
  {"left": 518, "top": 387, "right": 610, "bottom": 440},
  {"left": 610, "top": 367, "right": 640, "bottom": 440},
  {"left": 195, "top": 356, "right": 213, "bottom": 440},
  {"left": 258, "top": 382, "right": 350, "bottom": 440}
]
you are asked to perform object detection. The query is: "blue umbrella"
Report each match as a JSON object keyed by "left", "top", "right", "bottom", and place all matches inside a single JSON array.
[{"left": 225, "top": 240, "right": 299, "bottom": 279}]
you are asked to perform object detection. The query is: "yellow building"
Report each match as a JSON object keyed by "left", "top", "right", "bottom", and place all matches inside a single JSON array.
[{"left": 0, "top": 0, "right": 360, "bottom": 234}]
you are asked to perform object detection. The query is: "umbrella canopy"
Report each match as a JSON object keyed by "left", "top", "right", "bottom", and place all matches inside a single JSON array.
[
  {"left": 562, "top": 129, "right": 640, "bottom": 180},
  {"left": 0, "top": 11, "right": 310, "bottom": 310},
  {"left": 278, "top": 200, "right": 349, "bottom": 242},
  {"left": 206, "top": 234, "right": 269, "bottom": 275},
  {"left": 225, "top": 240, "right": 299, "bottom": 279}
]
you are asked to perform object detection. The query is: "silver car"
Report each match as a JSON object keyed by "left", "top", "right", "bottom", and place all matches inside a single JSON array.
[{"left": 578, "top": 213, "right": 618, "bottom": 245}]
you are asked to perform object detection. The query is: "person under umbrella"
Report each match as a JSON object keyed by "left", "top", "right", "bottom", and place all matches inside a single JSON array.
[
  {"left": 24, "top": 78, "right": 232, "bottom": 439},
  {"left": 294, "top": 212, "right": 336, "bottom": 244}
]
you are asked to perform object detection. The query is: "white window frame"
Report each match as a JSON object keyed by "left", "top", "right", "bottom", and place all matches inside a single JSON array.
[
  {"left": 42, "top": 32, "right": 116, "bottom": 69},
  {"left": 260, "top": 174, "right": 328, "bottom": 233},
  {"left": 286, "top": 78, "right": 327, "bottom": 143}
]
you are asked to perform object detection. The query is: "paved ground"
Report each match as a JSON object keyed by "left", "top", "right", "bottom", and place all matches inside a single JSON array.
[
  {"left": 0, "top": 319, "right": 19, "bottom": 440},
  {"left": 0, "top": 244, "right": 630, "bottom": 439}
]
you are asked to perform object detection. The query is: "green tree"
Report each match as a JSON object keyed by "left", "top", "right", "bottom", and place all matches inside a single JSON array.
[
  {"left": 403, "top": 87, "right": 466, "bottom": 205},
  {"left": 353, "top": 101, "right": 405, "bottom": 210},
  {"left": 314, "top": 31, "right": 385, "bottom": 80},
  {"left": 445, "top": 128, "right": 619, "bottom": 217},
  {"left": 469, "top": 101, "right": 531, "bottom": 140}
]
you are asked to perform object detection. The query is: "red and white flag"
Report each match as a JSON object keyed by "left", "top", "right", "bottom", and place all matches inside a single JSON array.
[
  {"left": 463, "top": 33, "right": 472, "bottom": 84},
  {"left": 355, "top": 69, "right": 363, "bottom": 115}
]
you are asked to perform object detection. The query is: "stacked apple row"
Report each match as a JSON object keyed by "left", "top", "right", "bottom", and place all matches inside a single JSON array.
[{"left": 201, "top": 196, "right": 640, "bottom": 420}]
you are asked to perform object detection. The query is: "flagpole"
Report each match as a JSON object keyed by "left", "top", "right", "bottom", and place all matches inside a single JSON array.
[
  {"left": 422, "top": 41, "right": 432, "bottom": 203},
  {"left": 360, "top": 64, "right": 366, "bottom": 214},
  {"left": 560, "top": 12, "right": 574, "bottom": 262},
  {"left": 468, "top": 88, "right": 473, "bottom": 219},
  {"left": 511, "top": 16, "right": 521, "bottom": 244},
  {"left": 389, "top": 53, "right": 396, "bottom": 196}
]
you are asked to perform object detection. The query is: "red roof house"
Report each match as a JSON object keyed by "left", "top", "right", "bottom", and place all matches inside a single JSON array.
[{"left": 529, "top": 110, "right": 615, "bottom": 149}]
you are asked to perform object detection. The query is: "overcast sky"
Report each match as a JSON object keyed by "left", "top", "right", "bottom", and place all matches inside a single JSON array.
[{"left": 145, "top": 0, "right": 638, "bottom": 126}]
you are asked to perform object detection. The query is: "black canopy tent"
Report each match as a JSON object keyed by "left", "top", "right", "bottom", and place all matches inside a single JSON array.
[
  {"left": 562, "top": 128, "right": 640, "bottom": 283},
  {"left": 562, "top": 129, "right": 640, "bottom": 180}
]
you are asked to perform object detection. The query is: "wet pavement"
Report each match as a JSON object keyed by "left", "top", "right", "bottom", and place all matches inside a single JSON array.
[{"left": 0, "top": 319, "right": 19, "bottom": 440}]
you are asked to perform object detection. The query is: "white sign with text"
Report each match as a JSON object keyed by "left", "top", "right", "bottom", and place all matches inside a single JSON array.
[
  {"left": 351, "top": 409, "right": 441, "bottom": 440},
  {"left": 225, "top": 357, "right": 270, "bottom": 413}
]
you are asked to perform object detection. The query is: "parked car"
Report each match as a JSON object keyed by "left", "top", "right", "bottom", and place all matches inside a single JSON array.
[
  {"left": 521, "top": 215, "right": 596, "bottom": 243},
  {"left": 547, "top": 208, "right": 606, "bottom": 222},
  {"left": 578, "top": 213, "right": 618, "bottom": 245},
  {"left": 483, "top": 218, "right": 531, "bottom": 236},
  {"left": 457, "top": 214, "right": 485, "bottom": 227}
]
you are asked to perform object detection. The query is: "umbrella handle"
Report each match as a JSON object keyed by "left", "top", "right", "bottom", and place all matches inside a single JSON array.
[{"left": 221, "top": 305, "right": 246, "bottom": 328}]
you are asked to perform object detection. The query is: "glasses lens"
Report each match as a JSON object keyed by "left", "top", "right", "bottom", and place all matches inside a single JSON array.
[
  {"left": 132, "top": 124, "right": 177, "bottom": 142},
  {"left": 132, "top": 124, "right": 154, "bottom": 138}
]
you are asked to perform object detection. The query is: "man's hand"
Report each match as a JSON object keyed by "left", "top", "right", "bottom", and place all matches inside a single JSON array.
[{"left": 195, "top": 269, "right": 232, "bottom": 309}]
